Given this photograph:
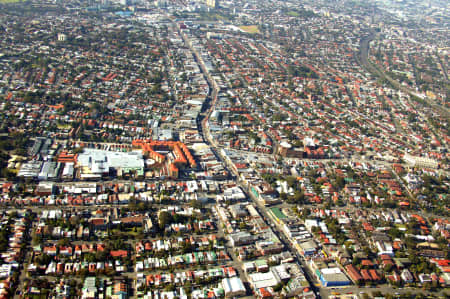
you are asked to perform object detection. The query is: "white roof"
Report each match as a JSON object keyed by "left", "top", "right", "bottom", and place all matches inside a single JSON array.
[
  {"left": 222, "top": 277, "right": 245, "bottom": 294},
  {"left": 280, "top": 141, "right": 292, "bottom": 148},
  {"left": 321, "top": 267, "right": 343, "bottom": 275},
  {"left": 248, "top": 271, "right": 280, "bottom": 289},
  {"left": 77, "top": 149, "right": 144, "bottom": 174}
]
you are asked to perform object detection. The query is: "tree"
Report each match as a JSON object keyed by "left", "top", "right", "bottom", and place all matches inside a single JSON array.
[
  {"left": 384, "top": 263, "right": 393, "bottom": 273},
  {"left": 181, "top": 241, "right": 193, "bottom": 254},
  {"left": 293, "top": 190, "right": 305, "bottom": 203},
  {"left": 335, "top": 176, "right": 346, "bottom": 189},
  {"left": 388, "top": 227, "right": 402, "bottom": 239},
  {"left": 273, "top": 282, "right": 284, "bottom": 292},
  {"left": 286, "top": 176, "right": 297, "bottom": 188},
  {"left": 85, "top": 253, "right": 96, "bottom": 263},
  {"left": 352, "top": 256, "right": 361, "bottom": 267},
  {"left": 361, "top": 293, "right": 370, "bottom": 299},
  {"left": 36, "top": 254, "right": 52, "bottom": 266},
  {"left": 57, "top": 238, "right": 70, "bottom": 247},
  {"left": 73, "top": 147, "right": 84, "bottom": 154},
  {"left": 159, "top": 211, "right": 171, "bottom": 230},
  {"left": 95, "top": 250, "right": 108, "bottom": 262},
  {"left": 110, "top": 239, "right": 125, "bottom": 250},
  {"left": 189, "top": 200, "right": 202, "bottom": 209},
  {"left": 165, "top": 284, "right": 175, "bottom": 292}
]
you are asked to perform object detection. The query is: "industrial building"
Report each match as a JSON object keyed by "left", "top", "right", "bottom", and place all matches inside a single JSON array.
[
  {"left": 18, "top": 160, "right": 43, "bottom": 179},
  {"left": 248, "top": 271, "right": 281, "bottom": 290},
  {"left": 221, "top": 277, "right": 246, "bottom": 298},
  {"left": 38, "top": 161, "right": 60, "bottom": 181}
]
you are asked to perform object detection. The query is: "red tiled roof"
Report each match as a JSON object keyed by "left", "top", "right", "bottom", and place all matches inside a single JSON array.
[{"left": 110, "top": 250, "right": 128, "bottom": 258}]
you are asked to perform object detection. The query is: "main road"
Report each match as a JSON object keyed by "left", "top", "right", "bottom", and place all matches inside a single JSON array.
[{"left": 178, "top": 26, "right": 321, "bottom": 298}]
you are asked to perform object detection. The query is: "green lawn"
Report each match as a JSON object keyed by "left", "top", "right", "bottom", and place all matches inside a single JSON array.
[
  {"left": 287, "top": 11, "right": 300, "bottom": 17},
  {"left": 239, "top": 25, "right": 260, "bottom": 34},
  {"left": 0, "top": 0, "right": 25, "bottom": 3}
]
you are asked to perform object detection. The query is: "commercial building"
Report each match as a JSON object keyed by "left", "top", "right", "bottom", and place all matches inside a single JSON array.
[
  {"left": 403, "top": 153, "right": 438, "bottom": 169},
  {"left": 315, "top": 267, "right": 351, "bottom": 287},
  {"left": 77, "top": 149, "right": 144, "bottom": 180},
  {"left": 229, "top": 231, "right": 254, "bottom": 247},
  {"left": 295, "top": 240, "right": 318, "bottom": 257}
]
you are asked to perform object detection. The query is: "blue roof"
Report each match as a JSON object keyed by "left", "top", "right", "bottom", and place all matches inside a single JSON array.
[{"left": 116, "top": 11, "right": 133, "bottom": 17}]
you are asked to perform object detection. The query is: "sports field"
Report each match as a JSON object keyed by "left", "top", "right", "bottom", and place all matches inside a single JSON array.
[{"left": 239, "top": 25, "right": 260, "bottom": 34}]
